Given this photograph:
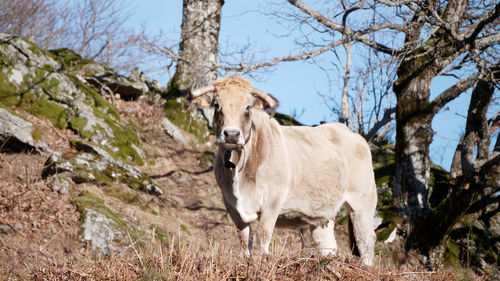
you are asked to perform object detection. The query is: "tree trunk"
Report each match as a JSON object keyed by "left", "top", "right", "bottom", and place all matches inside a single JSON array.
[
  {"left": 406, "top": 76, "right": 497, "bottom": 257},
  {"left": 393, "top": 70, "right": 434, "bottom": 221},
  {"left": 168, "top": 0, "right": 223, "bottom": 98}
]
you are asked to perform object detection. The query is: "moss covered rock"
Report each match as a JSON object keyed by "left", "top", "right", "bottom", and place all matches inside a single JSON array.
[
  {"left": 0, "top": 34, "right": 145, "bottom": 165},
  {"left": 72, "top": 191, "right": 142, "bottom": 256},
  {"left": 42, "top": 141, "right": 162, "bottom": 195}
]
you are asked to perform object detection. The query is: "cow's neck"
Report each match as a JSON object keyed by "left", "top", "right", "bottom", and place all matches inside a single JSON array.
[{"left": 220, "top": 111, "right": 277, "bottom": 184}]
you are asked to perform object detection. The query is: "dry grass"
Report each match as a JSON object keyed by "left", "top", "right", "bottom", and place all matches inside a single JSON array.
[
  {"left": 2, "top": 228, "right": 460, "bottom": 281},
  {"left": 0, "top": 100, "right": 480, "bottom": 280}
]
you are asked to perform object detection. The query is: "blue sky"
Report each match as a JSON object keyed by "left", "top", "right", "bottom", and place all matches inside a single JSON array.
[{"left": 128, "top": 0, "right": 498, "bottom": 171}]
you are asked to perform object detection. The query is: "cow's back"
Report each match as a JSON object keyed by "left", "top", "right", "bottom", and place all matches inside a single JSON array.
[{"left": 277, "top": 122, "right": 376, "bottom": 225}]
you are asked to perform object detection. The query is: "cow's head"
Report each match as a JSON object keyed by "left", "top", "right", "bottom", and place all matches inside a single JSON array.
[{"left": 190, "top": 76, "right": 278, "bottom": 152}]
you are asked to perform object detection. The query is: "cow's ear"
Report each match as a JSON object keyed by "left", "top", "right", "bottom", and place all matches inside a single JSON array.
[
  {"left": 252, "top": 89, "right": 279, "bottom": 118},
  {"left": 190, "top": 93, "right": 213, "bottom": 108},
  {"left": 189, "top": 85, "right": 215, "bottom": 108},
  {"left": 253, "top": 98, "right": 264, "bottom": 109}
]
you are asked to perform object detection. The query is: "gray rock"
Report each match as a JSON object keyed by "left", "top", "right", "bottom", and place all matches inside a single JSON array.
[
  {"left": 2, "top": 35, "right": 163, "bottom": 195},
  {"left": 171, "top": 171, "right": 191, "bottom": 186},
  {"left": 96, "top": 73, "right": 149, "bottom": 100},
  {"left": 82, "top": 209, "right": 119, "bottom": 256},
  {"left": 13, "top": 222, "right": 23, "bottom": 231},
  {"left": 0, "top": 108, "right": 51, "bottom": 154},
  {"left": 0, "top": 224, "right": 12, "bottom": 234},
  {"left": 43, "top": 142, "right": 163, "bottom": 196},
  {"left": 162, "top": 117, "right": 187, "bottom": 144},
  {"left": 46, "top": 175, "right": 74, "bottom": 194}
]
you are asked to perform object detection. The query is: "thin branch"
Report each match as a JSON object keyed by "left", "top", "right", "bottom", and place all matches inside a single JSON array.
[
  {"left": 287, "top": 0, "right": 400, "bottom": 55},
  {"left": 464, "top": 2, "right": 500, "bottom": 44},
  {"left": 365, "top": 107, "right": 395, "bottom": 141},
  {"left": 220, "top": 40, "right": 341, "bottom": 72}
]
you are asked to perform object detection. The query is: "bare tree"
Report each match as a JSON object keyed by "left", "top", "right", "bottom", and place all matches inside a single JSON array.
[
  {"left": 215, "top": 0, "right": 499, "bottom": 262},
  {"left": 0, "top": 0, "right": 64, "bottom": 47},
  {"left": 0, "top": 0, "right": 143, "bottom": 71}
]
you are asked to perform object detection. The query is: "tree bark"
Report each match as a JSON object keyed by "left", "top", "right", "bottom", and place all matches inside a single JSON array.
[
  {"left": 393, "top": 70, "right": 434, "bottom": 220},
  {"left": 406, "top": 75, "right": 498, "bottom": 257},
  {"left": 168, "top": 0, "right": 223, "bottom": 98}
]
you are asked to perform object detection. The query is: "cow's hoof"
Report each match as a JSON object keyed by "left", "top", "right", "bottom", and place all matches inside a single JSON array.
[{"left": 319, "top": 247, "right": 337, "bottom": 257}]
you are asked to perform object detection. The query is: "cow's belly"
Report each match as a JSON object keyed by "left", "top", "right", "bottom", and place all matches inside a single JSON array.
[
  {"left": 278, "top": 181, "right": 346, "bottom": 228},
  {"left": 276, "top": 211, "right": 330, "bottom": 228}
]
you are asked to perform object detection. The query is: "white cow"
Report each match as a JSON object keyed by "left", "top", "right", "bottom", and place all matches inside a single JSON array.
[{"left": 191, "top": 76, "right": 377, "bottom": 265}]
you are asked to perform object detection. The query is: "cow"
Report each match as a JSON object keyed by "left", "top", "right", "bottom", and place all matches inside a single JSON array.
[{"left": 190, "top": 76, "right": 377, "bottom": 266}]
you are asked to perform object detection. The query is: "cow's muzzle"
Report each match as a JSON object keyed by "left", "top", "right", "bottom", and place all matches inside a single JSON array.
[
  {"left": 218, "top": 128, "right": 244, "bottom": 149},
  {"left": 223, "top": 128, "right": 240, "bottom": 143}
]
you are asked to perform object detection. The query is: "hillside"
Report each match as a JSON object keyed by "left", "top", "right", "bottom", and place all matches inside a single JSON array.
[{"left": 0, "top": 34, "right": 491, "bottom": 280}]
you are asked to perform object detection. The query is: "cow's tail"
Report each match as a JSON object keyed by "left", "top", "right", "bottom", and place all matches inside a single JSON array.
[{"left": 347, "top": 214, "right": 360, "bottom": 257}]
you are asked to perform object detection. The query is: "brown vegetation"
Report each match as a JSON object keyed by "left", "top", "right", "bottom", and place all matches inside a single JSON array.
[{"left": 0, "top": 98, "right": 478, "bottom": 280}]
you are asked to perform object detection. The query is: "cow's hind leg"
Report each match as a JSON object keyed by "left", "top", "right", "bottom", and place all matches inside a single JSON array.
[
  {"left": 311, "top": 219, "right": 337, "bottom": 256},
  {"left": 345, "top": 199, "right": 376, "bottom": 266}
]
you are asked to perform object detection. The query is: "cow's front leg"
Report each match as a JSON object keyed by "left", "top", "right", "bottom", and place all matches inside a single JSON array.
[
  {"left": 238, "top": 224, "right": 253, "bottom": 255},
  {"left": 223, "top": 197, "right": 253, "bottom": 255},
  {"left": 253, "top": 207, "right": 281, "bottom": 255}
]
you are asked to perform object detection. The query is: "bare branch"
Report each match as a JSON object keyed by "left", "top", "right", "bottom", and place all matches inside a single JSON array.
[
  {"left": 365, "top": 107, "right": 395, "bottom": 142},
  {"left": 465, "top": 2, "right": 500, "bottom": 44},
  {"left": 287, "top": 0, "right": 400, "bottom": 55},
  {"left": 429, "top": 72, "right": 480, "bottom": 116},
  {"left": 220, "top": 41, "right": 341, "bottom": 73}
]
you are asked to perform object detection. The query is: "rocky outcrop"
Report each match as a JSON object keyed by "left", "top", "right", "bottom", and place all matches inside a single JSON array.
[{"left": 0, "top": 34, "right": 164, "bottom": 254}]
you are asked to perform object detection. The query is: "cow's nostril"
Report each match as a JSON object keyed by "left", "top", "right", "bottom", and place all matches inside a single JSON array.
[{"left": 224, "top": 129, "right": 240, "bottom": 137}]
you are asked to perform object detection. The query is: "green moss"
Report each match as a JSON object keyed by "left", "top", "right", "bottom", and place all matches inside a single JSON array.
[
  {"left": 49, "top": 48, "right": 94, "bottom": 71},
  {"left": 69, "top": 116, "right": 94, "bottom": 138},
  {"left": 66, "top": 74, "right": 119, "bottom": 120},
  {"left": 21, "top": 93, "right": 70, "bottom": 129},
  {"left": 180, "top": 224, "right": 191, "bottom": 235},
  {"left": 0, "top": 45, "right": 13, "bottom": 66},
  {"left": 430, "top": 163, "right": 448, "bottom": 186},
  {"left": 443, "top": 239, "right": 461, "bottom": 267},
  {"left": 71, "top": 191, "right": 142, "bottom": 244},
  {"left": 104, "top": 185, "right": 141, "bottom": 205},
  {"left": 26, "top": 39, "right": 59, "bottom": 62},
  {"left": 31, "top": 127, "right": 43, "bottom": 142},
  {"left": 163, "top": 98, "right": 209, "bottom": 142},
  {"left": 0, "top": 61, "right": 70, "bottom": 130},
  {"left": 103, "top": 119, "right": 143, "bottom": 166},
  {"left": 0, "top": 69, "right": 21, "bottom": 107},
  {"left": 72, "top": 191, "right": 127, "bottom": 228}
]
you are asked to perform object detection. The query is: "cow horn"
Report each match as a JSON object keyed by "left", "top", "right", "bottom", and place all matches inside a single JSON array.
[
  {"left": 251, "top": 88, "right": 277, "bottom": 108},
  {"left": 190, "top": 85, "right": 215, "bottom": 98},
  {"left": 251, "top": 88, "right": 278, "bottom": 117}
]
